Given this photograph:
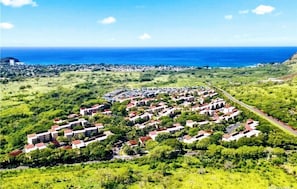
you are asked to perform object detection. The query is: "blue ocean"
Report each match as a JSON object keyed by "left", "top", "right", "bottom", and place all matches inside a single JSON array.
[{"left": 1, "top": 47, "right": 297, "bottom": 67}]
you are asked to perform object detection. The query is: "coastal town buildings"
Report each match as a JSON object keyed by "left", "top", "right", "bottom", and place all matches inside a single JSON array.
[{"left": 22, "top": 87, "right": 261, "bottom": 156}]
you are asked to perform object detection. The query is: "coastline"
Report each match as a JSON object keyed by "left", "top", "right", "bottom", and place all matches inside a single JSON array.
[{"left": 1, "top": 47, "right": 297, "bottom": 67}]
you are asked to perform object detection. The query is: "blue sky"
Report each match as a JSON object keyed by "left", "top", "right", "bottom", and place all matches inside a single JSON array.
[{"left": 1, "top": 0, "right": 297, "bottom": 47}]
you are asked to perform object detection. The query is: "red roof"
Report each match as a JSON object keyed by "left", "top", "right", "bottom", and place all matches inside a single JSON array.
[
  {"left": 72, "top": 140, "right": 83, "bottom": 145},
  {"left": 149, "top": 131, "right": 157, "bottom": 136},
  {"left": 247, "top": 119, "right": 254, "bottom": 124},
  {"left": 64, "top": 129, "right": 73, "bottom": 134},
  {"left": 128, "top": 140, "right": 138, "bottom": 146},
  {"left": 51, "top": 125, "right": 59, "bottom": 130},
  {"left": 198, "top": 130, "right": 208, "bottom": 135},
  {"left": 184, "top": 135, "right": 192, "bottom": 140},
  {"left": 35, "top": 143, "right": 45, "bottom": 148},
  {"left": 9, "top": 149, "right": 22, "bottom": 157},
  {"left": 95, "top": 123, "right": 103, "bottom": 127},
  {"left": 139, "top": 136, "right": 152, "bottom": 143},
  {"left": 25, "top": 144, "right": 35, "bottom": 149},
  {"left": 48, "top": 129, "right": 55, "bottom": 133},
  {"left": 245, "top": 124, "right": 252, "bottom": 131},
  {"left": 156, "top": 128, "right": 167, "bottom": 132},
  {"left": 223, "top": 134, "right": 230, "bottom": 139},
  {"left": 173, "top": 123, "right": 181, "bottom": 127}
]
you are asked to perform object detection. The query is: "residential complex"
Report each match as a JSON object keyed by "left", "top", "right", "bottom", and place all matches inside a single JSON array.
[{"left": 23, "top": 87, "right": 261, "bottom": 155}]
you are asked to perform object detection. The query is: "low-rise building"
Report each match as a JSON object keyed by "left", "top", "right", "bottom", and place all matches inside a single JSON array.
[
  {"left": 222, "top": 119, "right": 261, "bottom": 142},
  {"left": 183, "top": 130, "right": 212, "bottom": 144},
  {"left": 139, "top": 136, "right": 152, "bottom": 145},
  {"left": 72, "top": 140, "right": 85, "bottom": 149},
  {"left": 64, "top": 129, "right": 73, "bottom": 139},
  {"left": 80, "top": 104, "right": 105, "bottom": 116},
  {"left": 186, "top": 120, "right": 197, "bottom": 128},
  {"left": 24, "top": 144, "right": 36, "bottom": 153}
]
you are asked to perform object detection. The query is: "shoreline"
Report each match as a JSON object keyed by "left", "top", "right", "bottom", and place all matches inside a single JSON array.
[{"left": 0, "top": 61, "right": 284, "bottom": 82}]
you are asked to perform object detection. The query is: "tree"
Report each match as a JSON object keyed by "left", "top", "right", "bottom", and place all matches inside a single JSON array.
[
  {"left": 145, "top": 140, "right": 158, "bottom": 151},
  {"left": 123, "top": 145, "right": 135, "bottom": 155},
  {"left": 162, "top": 138, "right": 183, "bottom": 152},
  {"left": 149, "top": 145, "right": 174, "bottom": 160},
  {"left": 155, "top": 133, "right": 171, "bottom": 143},
  {"left": 196, "top": 138, "right": 211, "bottom": 150}
]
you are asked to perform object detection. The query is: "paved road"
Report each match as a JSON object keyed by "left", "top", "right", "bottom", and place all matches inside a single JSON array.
[{"left": 216, "top": 87, "right": 297, "bottom": 136}]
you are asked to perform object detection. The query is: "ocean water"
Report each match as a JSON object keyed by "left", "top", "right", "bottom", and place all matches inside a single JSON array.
[{"left": 1, "top": 47, "right": 297, "bottom": 67}]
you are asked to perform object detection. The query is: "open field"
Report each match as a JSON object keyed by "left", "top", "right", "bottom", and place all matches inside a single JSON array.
[
  {"left": 1, "top": 157, "right": 297, "bottom": 189},
  {"left": 227, "top": 76, "right": 297, "bottom": 129}
]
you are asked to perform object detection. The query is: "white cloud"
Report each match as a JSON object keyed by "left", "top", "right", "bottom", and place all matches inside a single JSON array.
[
  {"left": 100, "top": 16, "right": 116, "bottom": 24},
  {"left": 224, "top": 15, "right": 233, "bottom": 20},
  {"left": 239, "top": 10, "right": 249, "bottom": 14},
  {"left": 0, "top": 22, "right": 14, "bottom": 29},
  {"left": 139, "top": 33, "right": 151, "bottom": 40},
  {"left": 0, "top": 0, "right": 37, "bottom": 7},
  {"left": 252, "top": 5, "right": 275, "bottom": 15}
]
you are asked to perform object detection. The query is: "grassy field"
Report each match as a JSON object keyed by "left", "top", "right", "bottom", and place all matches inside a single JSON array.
[
  {"left": 227, "top": 75, "right": 297, "bottom": 129},
  {"left": 0, "top": 65, "right": 289, "bottom": 109},
  {"left": 1, "top": 158, "right": 297, "bottom": 189},
  {"left": 0, "top": 71, "right": 206, "bottom": 111}
]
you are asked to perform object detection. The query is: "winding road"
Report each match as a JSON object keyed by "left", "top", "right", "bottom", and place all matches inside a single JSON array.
[{"left": 215, "top": 87, "right": 297, "bottom": 137}]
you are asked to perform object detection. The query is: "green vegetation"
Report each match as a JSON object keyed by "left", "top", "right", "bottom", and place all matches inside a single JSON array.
[
  {"left": 0, "top": 65, "right": 295, "bottom": 153},
  {"left": 226, "top": 70, "right": 297, "bottom": 129},
  {"left": 1, "top": 63, "right": 297, "bottom": 188},
  {"left": 1, "top": 150, "right": 297, "bottom": 189}
]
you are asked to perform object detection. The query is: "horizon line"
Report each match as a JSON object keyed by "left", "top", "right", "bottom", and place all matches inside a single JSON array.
[{"left": 2, "top": 46, "right": 297, "bottom": 48}]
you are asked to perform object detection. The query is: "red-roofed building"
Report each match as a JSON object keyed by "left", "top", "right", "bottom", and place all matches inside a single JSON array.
[
  {"left": 139, "top": 136, "right": 152, "bottom": 145},
  {"left": 27, "top": 133, "right": 37, "bottom": 144},
  {"left": 48, "top": 128, "right": 58, "bottom": 139},
  {"left": 53, "top": 118, "right": 64, "bottom": 124},
  {"left": 24, "top": 144, "right": 36, "bottom": 153},
  {"left": 247, "top": 119, "right": 254, "bottom": 124},
  {"left": 35, "top": 142, "right": 46, "bottom": 150},
  {"left": 64, "top": 129, "right": 73, "bottom": 139},
  {"left": 95, "top": 123, "right": 104, "bottom": 129},
  {"left": 51, "top": 125, "right": 60, "bottom": 130},
  {"left": 72, "top": 140, "right": 85, "bottom": 149},
  {"left": 127, "top": 140, "right": 138, "bottom": 147},
  {"left": 9, "top": 149, "right": 23, "bottom": 157}
]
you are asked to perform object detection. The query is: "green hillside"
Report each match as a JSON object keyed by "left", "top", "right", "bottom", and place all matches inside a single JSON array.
[{"left": 1, "top": 63, "right": 297, "bottom": 189}]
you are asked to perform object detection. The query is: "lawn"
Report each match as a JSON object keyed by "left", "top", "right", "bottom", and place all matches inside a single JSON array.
[{"left": 1, "top": 158, "right": 296, "bottom": 189}]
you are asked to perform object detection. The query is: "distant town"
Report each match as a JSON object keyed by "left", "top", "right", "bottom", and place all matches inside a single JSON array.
[{"left": 0, "top": 57, "right": 199, "bottom": 82}]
